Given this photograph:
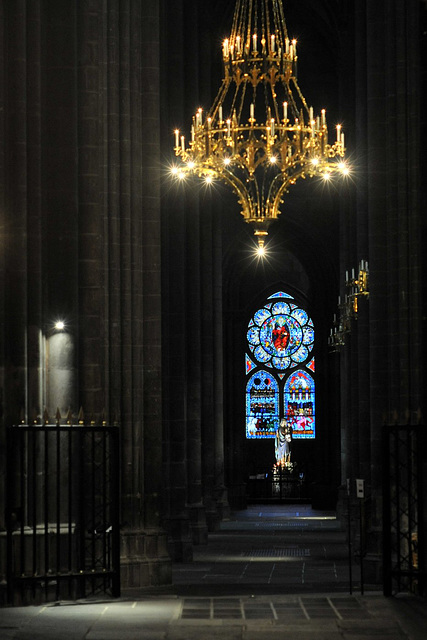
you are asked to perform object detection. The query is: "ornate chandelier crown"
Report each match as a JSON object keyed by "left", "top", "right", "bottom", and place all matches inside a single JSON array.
[{"left": 172, "top": 0, "right": 349, "bottom": 249}]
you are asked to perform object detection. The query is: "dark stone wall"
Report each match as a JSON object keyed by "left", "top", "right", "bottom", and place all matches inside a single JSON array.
[{"left": 0, "top": 0, "right": 169, "bottom": 588}]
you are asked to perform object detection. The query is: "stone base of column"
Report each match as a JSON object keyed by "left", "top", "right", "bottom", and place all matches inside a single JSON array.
[
  {"left": 188, "top": 503, "right": 208, "bottom": 545},
  {"left": 362, "top": 524, "right": 384, "bottom": 589},
  {"left": 120, "top": 528, "right": 172, "bottom": 590},
  {"left": 205, "top": 509, "right": 221, "bottom": 532},
  {"left": 166, "top": 515, "right": 194, "bottom": 562},
  {"left": 228, "top": 483, "right": 247, "bottom": 510},
  {"left": 363, "top": 552, "right": 382, "bottom": 588},
  {"left": 215, "top": 485, "right": 230, "bottom": 521}
]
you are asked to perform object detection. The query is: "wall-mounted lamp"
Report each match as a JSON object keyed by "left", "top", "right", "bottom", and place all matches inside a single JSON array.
[{"left": 329, "top": 260, "right": 369, "bottom": 351}]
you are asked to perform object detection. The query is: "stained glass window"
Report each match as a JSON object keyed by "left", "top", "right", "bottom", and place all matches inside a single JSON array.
[
  {"left": 284, "top": 370, "right": 315, "bottom": 438},
  {"left": 245, "top": 292, "right": 315, "bottom": 439},
  {"left": 246, "top": 370, "right": 279, "bottom": 438},
  {"left": 246, "top": 300, "right": 314, "bottom": 370}
]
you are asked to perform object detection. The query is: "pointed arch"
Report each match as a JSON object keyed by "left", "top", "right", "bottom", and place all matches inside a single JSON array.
[{"left": 245, "top": 291, "right": 315, "bottom": 439}]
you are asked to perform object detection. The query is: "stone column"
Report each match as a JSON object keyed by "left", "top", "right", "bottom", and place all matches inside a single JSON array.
[
  {"left": 161, "top": 0, "right": 193, "bottom": 561},
  {"left": 212, "top": 209, "right": 230, "bottom": 520},
  {"left": 44, "top": 0, "right": 79, "bottom": 416},
  {"left": 77, "top": 0, "right": 105, "bottom": 410},
  {"left": 200, "top": 201, "right": 220, "bottom": 531},
  {"left": 25, "top": 0, "right": 44, "bottom": 420},
  {"left": 185, "top": 187, "right": 208, "bottom": 545},
  {"left": 0, "top": 1, "right": 29, "bottom": 538},
  {"left": 363, "top": 0, "right": 422, "bottom": 585},
  {"left": 140, "top": 0, "right": 171, "bottom": 585},
  {"left": 2, "top": 0, "right": 29, "bottom": 427},
  {"left": 117, "top": 0, "right": 171, "bottom": 588}
]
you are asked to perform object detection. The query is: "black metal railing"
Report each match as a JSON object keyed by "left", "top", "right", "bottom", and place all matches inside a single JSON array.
[
  {"left": 383, "top": 424, "right": 425, "bottom": 596},
  {"left": 247, "top": 468, "right": 309, "bottom": 502},
  {"left": 5, "top": 419, "right": 120, "bottom": 604}
]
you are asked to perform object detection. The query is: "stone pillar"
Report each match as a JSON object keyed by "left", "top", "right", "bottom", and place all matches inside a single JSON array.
[
  {"left": 77, "top": 0, "right": 105, "bottom": 410},
  {"left": 25, "top": 0, "right": 44, "bottom": 420},
  {"left": 200, "top": 202, "right": 220, "bottom": 531},
  {"left": 212, "top": 210, "right": 230, "bottom": 520},
  {"left": 185, "top": 188, "right": 208, "bottom": 545},
  {"left": 361, "top": 0, "right": 422, "bottom": 585},
  {"left": 44, "top": 0, "right": 79, "bottom": 417},
  {"left": 161, "top": 0, "right": 193, "bottom": 561},
  {"left": 117, "top": 0, "right": 171, "bottom": 588},
  {"left": 0, "top": 1, "right": 29, "bottom": 537},
  {"left": 141, "top": 0, "right": 171, "bottom": 585},
  {"left": 2, "top": 0, "right": 29, "bottom": 426}
]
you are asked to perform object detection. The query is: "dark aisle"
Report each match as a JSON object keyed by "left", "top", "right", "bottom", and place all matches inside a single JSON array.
[{"left": 172, "top": 505, "right": 361, "bottom": 596}]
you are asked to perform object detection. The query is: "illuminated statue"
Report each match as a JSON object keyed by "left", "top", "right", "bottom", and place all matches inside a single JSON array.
[{"left": 275, "top": 418, "right": 292, "bottom": 466}]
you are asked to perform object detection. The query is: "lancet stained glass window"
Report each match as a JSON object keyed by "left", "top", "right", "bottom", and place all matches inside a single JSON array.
[
  {"left": 284, "top": 370, "right": 315, "bottom": 438},
  {"left": 245, "top": 291, "right": 315, "bottom": 439},
  {"left": 246, "top": 370, "right": 279, "bottom": 438}
]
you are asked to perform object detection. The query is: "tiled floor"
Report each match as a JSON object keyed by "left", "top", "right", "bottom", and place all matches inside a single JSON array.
[
  {"left": 1, "top": 505, "right": 426, "bottom": 639},
  {"left": 173, "top": 504, "right": 358, "bottom": 596},
  {"left": 179, "top": 595, "right": 372, "bottom": 621}
]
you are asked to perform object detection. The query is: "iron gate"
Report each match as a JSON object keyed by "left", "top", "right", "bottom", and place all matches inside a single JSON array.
[
  {"left": 383, "top": 424, "right": 426, "bottom": 596},
  {"left": 5, "top": 422, "right": 120, "bottom": 604}
]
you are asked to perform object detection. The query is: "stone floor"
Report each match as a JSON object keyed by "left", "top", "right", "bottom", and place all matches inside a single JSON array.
[
  {"left": 172, "top": 504, "right": 352, "bottom": 596},
  {"left": 1, "top": 505, "right": 426, "bottom": 640}
]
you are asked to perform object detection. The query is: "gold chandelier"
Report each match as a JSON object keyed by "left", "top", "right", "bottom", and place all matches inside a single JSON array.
[{"left": 172, "top": 0, "right": 349, "bottom": 249}]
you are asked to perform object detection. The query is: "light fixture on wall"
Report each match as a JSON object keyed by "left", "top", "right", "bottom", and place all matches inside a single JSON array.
[
  {"left": 172, "top": 0, "right": 349, "bottom": 248},
  {"left": 345, "top": 260, "right": 369, "bottom": 314},
  {"left": 329, "top": 260, "right": 369, "bottom": 350}
]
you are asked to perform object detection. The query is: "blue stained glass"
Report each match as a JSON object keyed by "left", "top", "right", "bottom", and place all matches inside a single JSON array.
[
  {"left": 272, "top": 356, "right": 291, "bottom": 370},
  {"left": 254, "top": 345, "right": 271, "bottom": 363},
  {"left": 246, "top": 292, "right": 316, "bottom": 441},
  {"left": 293, "top": 345, "right": 309, "bottom": 363},
  {"left": 268, "top": 292, "right": 294, "bottom": 300},
  {"left": 272, "top": 302, "right": 290, "bottom": 315},
  {"left": 246, "top": 370, "right": 279, "bottom": 438},
  {"left": 247, "top": 326, "right": 260, "bottom": 344},
  {"left": 254, "top": 308, "right": 271, "bottom": 326},
  {"left": 302, "top": 326, "right": 315, "bottom": 345},
  {"left": 284, "top": 370, "right": 315, "bottom": 439},
  {"left": 291, "top": 308, "right": 308, "bottom": 325},
  {"left": 247, "top": 300, "right": 314, "bottom": 370}
]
